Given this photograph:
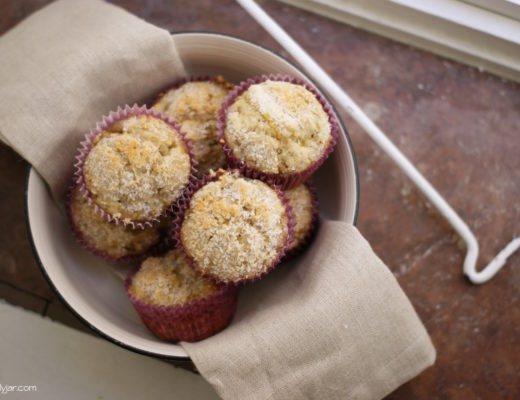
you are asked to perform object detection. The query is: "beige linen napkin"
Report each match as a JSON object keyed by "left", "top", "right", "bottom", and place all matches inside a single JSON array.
[
  {"left": 0, "top": 0, "right": 185, "bottom": 200},
  {"left": 183, "top": 222, "right": 435, "bottom": 400},
  {"left": 0, "top": 1, "right": 435, "bottom": 399}
]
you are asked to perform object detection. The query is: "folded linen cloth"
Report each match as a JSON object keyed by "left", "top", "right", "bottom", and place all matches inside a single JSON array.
[
  {"left": 0, "top": 1, "right": 435, "bottom": 399},
  {"left": 0, "top": 0, "right": 185, "bottom": 200},
  {"left": 184, "top": 221, "right": 435, "bottom": 400}
]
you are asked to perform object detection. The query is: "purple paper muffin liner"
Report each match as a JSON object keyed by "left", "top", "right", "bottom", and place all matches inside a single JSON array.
[
  {"left": 125, "top": 268, "right": 238, "bottom": 342},
  {"left": 283, "top": 180, "right": 320, "bottom": 261},
  {"left": 66, "top": 184, "right": 173, "bottom": 265},
  {"left": 217, "top": 74, "right": 340, "bottom": 190},
  {"left": 171, "top": 169, "right": 296, "bottom": 285},
  {"left": 152, "top": 75, "right": 235, "bottom": 107},
  {"left": 73, "top": 104, "right": 197, "bottom": 230}
]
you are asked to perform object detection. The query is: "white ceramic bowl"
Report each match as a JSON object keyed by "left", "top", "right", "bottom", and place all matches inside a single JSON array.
[{"left": 25, "top": 32, "right": 359, "bottom": 361}]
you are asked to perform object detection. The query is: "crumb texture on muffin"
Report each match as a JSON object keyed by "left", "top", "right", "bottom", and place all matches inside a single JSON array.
[
  {"left": 154, "top": 77, "right": 231, "bottom": 173},
  {"left": 129, "top": 250, "right": 218, "bottom": 306},
  {"left": 69, "top": 186, "right": 160, "bottom": 259},
  {"left": 181, "top": 170, "right": 289, "bottom": 282},
  {"left": 224, "top": 80, "right": 331, "bottom": 174},
  {"left": 285, "top": 184, "right": 314, "bottom": 250},
  {"left": 83, "top": 115, "right": 191, "bottom": 222}
]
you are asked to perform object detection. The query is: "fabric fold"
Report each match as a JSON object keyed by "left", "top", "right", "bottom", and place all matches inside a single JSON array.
[
  {"left": 183, "top": 221, "right": 435, "bottom": 400},
  {"left": 0, "top": 0, "right": 185, "bottom": 200}
]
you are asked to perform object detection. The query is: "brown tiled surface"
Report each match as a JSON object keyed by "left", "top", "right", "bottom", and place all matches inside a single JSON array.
[
  {"left": 0, "top": 145, "right": 55, "bottom": 299},
  {"left": 1, "top": 1, "right": 519, "bottom": 398},
  {"left": 0, "top": 282, "right": 47, "bottom": 315},
  {"left": 44, "top": 299, "right": 91, "bottom": 334}
]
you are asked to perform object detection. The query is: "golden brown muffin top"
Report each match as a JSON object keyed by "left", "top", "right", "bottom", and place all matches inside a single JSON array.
[
  {"left": 284, "top": 184, "right": 315, "bottom": 250},
  {"left": 69, "top": 186, "right": 160, "bottom": 259},
  {"left": 224, "top": 80, "right": 331, "bottom": 174},
  {"left": 181, "top": 170, "right": 289, "bottom": 283},
  {"left": 83, "top": 115, "right": 191, "bottom": 223},
  {"left": 129, "top": 250, "right": 218, "bottom": 306},
  {"left": 153, "top": 77, "right": 232, "bottom": 173}
]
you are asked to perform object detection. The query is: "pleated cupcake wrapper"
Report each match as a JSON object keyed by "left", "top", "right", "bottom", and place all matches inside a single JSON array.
[
  {"left": 152, "top": 75, "right": 235, "bottom": 107},
  {"left": 73, "top": 104, "right": 198, "bottom": 230},
  {"left": 125, "top": 269, "right": 238, "bottom": 342},
  {"left": 66, "top": 184, "right": 174, "bottom": 265},
  {"left": 217, "top": 74, "right": 340, "bottom": 190},
  {"left": 171, "top": 169, "right": 296, "bottom": 285},
  {"left": 283, "top": 180, "right": 320, "bottom": 261}
]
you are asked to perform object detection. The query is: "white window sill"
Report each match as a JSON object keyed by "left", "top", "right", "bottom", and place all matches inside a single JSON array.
[{"left": 280, "top": 0, "right": 520, "bottom": 82}]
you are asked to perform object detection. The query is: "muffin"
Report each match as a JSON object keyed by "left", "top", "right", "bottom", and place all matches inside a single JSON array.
[
  {"left": 219, "top": 74, "right": 339, "bottom": 189},
  {"left": 153, "top": 76, "right": 233, "bottom": 174},
  {"left": 67, "top": 185, "right": 163, "bottom": 263},
  {"left": 126, "top": 249, "right": 238, "bottom": 342},
  {"left": 174, "top": 169, "right": 294, "bottom": 284},
  {"left": 284, "top": 182, "right": 319, "bottom": 258},
  {"left": 74, "top": 105, "right": 195, "bottom": 229}
]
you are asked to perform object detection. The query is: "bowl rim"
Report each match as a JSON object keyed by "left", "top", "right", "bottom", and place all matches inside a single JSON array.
[{"left": 24, "top": 31, "right": 360, "bottom": 361}]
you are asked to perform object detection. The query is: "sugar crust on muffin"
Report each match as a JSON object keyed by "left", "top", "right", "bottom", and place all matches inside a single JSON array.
[
  {"left": 128, "top": 249, "right": 218, "bottom": 306},
  {"left": 223, "top": 80, "right": 332, "bottom": 175},
  {"left": 285, "top": 183, "right": 315, "bottom": 251},
  {"left": 153, "top": 77, "right": 232, "bottom": 173},
  {"left": 69, "top": 186, "right": 160, "bottom": 259},
  {"left": 83, "top": 114, "right": 191, "bottom": 223},
  {"left": 180, "top": 170, "right": 290, "bottom": 283}
]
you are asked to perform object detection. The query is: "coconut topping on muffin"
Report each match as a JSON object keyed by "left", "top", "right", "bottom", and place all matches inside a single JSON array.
[
  {"left": 68, "top": 185, "right": 160, "bottom": 260},
  {"left": 153, "top": 76, "right": 232, "bottom": 173},
  {"left": 128, "top": 249, "right": 218, "bottom": 306},
  {"left": 223, "top": 79, "right": 332, "bottom": 175},
  {"left": 82, "top": 114, "right": 191, "bottom": 223},
  {"left": 180, "top": 169, "right": 291, "bottom": 283},
  {"left": 284, "top": 183, "right": 316, "bottom": 251}
]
